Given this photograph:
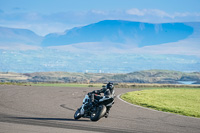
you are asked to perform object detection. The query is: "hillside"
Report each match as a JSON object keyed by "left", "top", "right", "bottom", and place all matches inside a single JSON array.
[
  {"left": 111, "top": 70, "right": 200, "bottom": 84},
  {"left": 0, "top": 26, "right": 43, "bottom": 46},
  {"left": 42, "top": 20, "right": 193, "bottom": 47},
  {"left": 1, "top": 70, "right": 200, "bottom": 84},
  {"left": 0, "top": 20, "right": 197, "bottom": 49}
]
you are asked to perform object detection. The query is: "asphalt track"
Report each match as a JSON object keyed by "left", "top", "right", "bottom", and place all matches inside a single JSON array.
[{"left": 0, "top": 85, "right": 200, "bottom": 133}]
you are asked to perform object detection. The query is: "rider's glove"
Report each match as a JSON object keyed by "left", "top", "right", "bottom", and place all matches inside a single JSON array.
[{"left": 92, "top": 90, "right": 100, "bottom": 94}]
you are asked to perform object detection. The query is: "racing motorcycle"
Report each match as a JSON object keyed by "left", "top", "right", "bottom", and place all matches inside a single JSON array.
[{"left": 74, "top": 86, "right": 115, "bottom": 121}]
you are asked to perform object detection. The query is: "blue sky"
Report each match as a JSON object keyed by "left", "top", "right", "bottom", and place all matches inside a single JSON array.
[{"left": 0, "top": 0, "right": 200, "bottom": 35}]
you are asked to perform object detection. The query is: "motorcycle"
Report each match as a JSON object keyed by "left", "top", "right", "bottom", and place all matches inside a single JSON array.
[{"left": 74, "top": 88, "right": 115, "bottom": 121}]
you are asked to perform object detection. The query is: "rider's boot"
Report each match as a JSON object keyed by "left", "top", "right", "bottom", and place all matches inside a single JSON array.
[
  {"left": 105, "top": 107, "right": 111, "bottom": 118},
  {"left": 105, "top": 111, "right": 109, "bottom": 118}
]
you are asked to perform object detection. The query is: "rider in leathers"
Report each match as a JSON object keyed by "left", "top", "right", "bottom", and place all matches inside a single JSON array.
[{"left": 91, "top": 82, "right": 115, "bottom": 117}]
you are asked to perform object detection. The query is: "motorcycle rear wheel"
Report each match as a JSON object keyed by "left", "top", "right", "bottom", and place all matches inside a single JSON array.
[{"left": 90, "top": 105, "right": 106, "bottom": 121}]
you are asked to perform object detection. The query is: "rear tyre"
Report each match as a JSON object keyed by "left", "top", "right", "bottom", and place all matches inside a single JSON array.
[
  {"left": 90, "top": 105, "right": 106, "bottom": 121},
  {"left": 74, "top": 109, "right": 81, "bottom": 120}
]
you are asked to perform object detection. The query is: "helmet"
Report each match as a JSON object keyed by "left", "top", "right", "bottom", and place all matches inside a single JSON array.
[
  {"left": 106, "top": 82, "right": 114, "bottom": 90},
  {"left": 107, "top": 82, "right": 114, "bottom": 94}
]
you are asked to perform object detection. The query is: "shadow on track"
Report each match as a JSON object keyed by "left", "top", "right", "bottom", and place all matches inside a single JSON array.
[
  {"left": 1, "top": 115, "right": 135, "bottom": 133},
  {"left": 11, "top": 116, "right": 89, "bottom": 121},
  {"left": 60, "top": 104, "right": 76, "bottom": 111}
]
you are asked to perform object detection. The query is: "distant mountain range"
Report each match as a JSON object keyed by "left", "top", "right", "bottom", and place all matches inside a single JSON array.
[
  {"left": 0, "top": 20, "right": 198, "bottom": 48},
  {"left": 0, "top": 20, "right": 200, "bottom": 73},
  {"left": 42, "top": 20, "right": 193, "bottom": 47},
  {"left": 1, "top": 20, "right": 200, "bottom": 55},
  {"left": 0, "top": 26, "right": 42, "bottom": 46}
]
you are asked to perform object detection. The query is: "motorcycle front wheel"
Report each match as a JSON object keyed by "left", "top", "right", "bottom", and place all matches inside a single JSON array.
[{"left": 74, "top": 109, "right": 82, "bottom": 120}]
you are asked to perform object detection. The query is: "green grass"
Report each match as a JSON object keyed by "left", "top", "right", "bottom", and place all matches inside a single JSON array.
[
  {"left": 121, "top": 88, "right": 200, "bottom": 118},
  {"left": 0, "top": 82, "right": 102, "bottom": 88},
  {"left": 31, "top": 83, "right": 103, "bottom": 88},
  {"left": 0, "top": 82, "right": 26, "bottom": 86}
]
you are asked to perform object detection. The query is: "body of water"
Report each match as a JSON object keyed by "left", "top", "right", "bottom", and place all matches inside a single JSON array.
[{"left": 177, "top": 81, "right": 196, "bottom": 85}]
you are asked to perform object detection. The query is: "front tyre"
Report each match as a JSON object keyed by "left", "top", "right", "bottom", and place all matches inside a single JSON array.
[
  {"left": 74, "top": 109, "right": 82, "bottom": 120},
  {"left": 90, "top": 105, "right": 106, "bottom": 121}
]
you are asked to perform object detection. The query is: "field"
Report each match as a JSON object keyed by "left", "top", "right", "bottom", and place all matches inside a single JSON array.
[
  {"left": 121, "top": 88, "right": 200, "bottom": 118},
  {"left": 1, "top": 81, "right": 200, "bottom": 89},
  {"left": 1, "top": 70, "right": 200, "bottom": 84},
  {"left": 31, "top": 83, "right": 104, "bottom": 88},
  {"left": 0, "top": 82, "right": 104, "bottom": 88}
]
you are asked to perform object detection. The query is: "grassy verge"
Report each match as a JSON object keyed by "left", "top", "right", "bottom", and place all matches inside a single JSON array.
[
  {"left": 115, "top": 83, "right": 200, "bottom": 88},
  {"left": 30, "top": 83, "right": 103, "bottom": 88},
  {"left": 121, "top": 88, "right": 200, "bottom": 118},
  {"left": 0, "top": 82, "right": 104, "bottom": 88},
  {"left": 1, "top": 82, "right": 200, "bottom": 88},
  {"left": 0, "top": 82, "right": 27, "bottom": 86}
]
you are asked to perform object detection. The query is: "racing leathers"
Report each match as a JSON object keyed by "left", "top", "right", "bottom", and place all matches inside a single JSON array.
[{"left": 91, "top": 83, "right": 115, "bottom": 117}]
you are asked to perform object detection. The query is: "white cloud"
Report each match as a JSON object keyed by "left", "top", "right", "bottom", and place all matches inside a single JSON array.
[
  {"left": 147, "top": 9, "right": 171, "bottom": 18},
  {"left": 91, "top": 10, "right": 107, "bottom": 15},
  {"left": 126, "top": 8, "right": 145, "bottom": 16},
  {"left": 173, "top": 12, "right": 200, "bottom": 18},
  {"left": 126, "top": 8, "right": 171, "bottom": 18},
  {"left": 126, "top": 8, "right": 200, "bottom": 19},
  {"left": 25, "top": 12, "right": 42, "bottom": 21}
]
